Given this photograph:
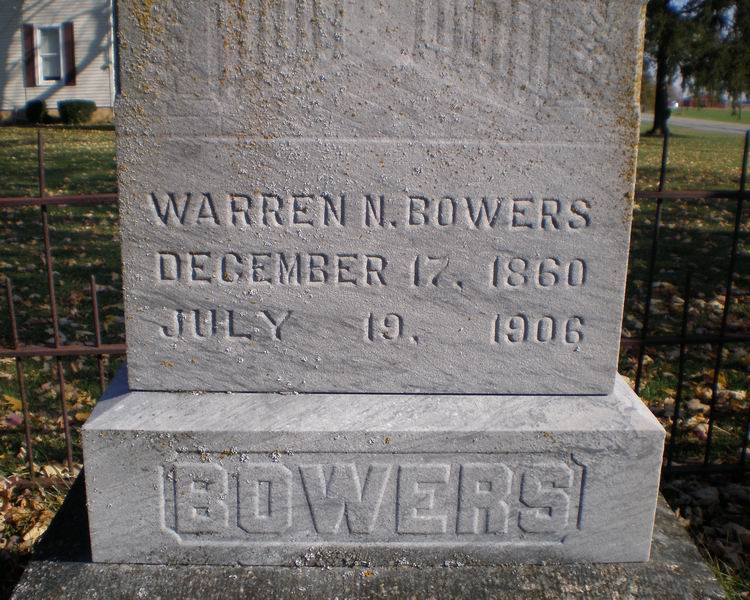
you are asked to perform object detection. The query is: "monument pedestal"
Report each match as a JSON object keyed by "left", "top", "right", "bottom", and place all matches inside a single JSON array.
[
  {"left": 82, "top": 370, "right": 664, "bottom": 565},
  {"left": 12, "top": 464, "right": 725, "bottom": 599}
]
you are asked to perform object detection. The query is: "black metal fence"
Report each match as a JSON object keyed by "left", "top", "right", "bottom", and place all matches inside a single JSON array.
[
  {"left": 630, "top": 127, "right": 750, "bottom": 478},
  {"left": 0, "top": 128, "right": 748, "bottom": 484},
  {"left": 1, "top": 131, "right": 122, "bottom": 482}
]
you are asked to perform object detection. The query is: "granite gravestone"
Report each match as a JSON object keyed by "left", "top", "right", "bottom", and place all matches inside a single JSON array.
[
  {"left": 116, "top": 0, "right": 644, "bottom": 395},
  {"left": 83, "top": 0, "right": 664, "bottom": 565}
]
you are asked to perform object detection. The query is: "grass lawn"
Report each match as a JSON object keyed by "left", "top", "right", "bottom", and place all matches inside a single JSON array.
[
  {"left": 673, "top": 106, "right": 750, "bottom": 125},
  {"left": 636, "top": 124, "right": 748, "bottom": 190},
  {"left": 0, "top": 123, "right": 749, "bottom": 596},
  {"left": 0, "top": 125, "right": 117, "bottom": 197}
]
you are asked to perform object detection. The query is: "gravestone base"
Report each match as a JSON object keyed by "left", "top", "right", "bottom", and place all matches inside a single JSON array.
[
  {"left": 82, "top": 369, "right": 665, "bottom": 565},
  {"left": 11, "top": 478, "right": 726, "bottom": 600}
]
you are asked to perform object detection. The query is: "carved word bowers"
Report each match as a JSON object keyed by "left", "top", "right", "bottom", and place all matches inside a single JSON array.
[{"left": 164, "top": 457, "right": 585, "bottom": 542}]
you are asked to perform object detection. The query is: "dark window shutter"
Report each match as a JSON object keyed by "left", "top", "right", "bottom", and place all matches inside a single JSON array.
[
  {"left": 63, "top": 22, "right": 76, "bottom": 86},
  {"left": 22, "top": 24, "right": 36, "bottom": 87}
]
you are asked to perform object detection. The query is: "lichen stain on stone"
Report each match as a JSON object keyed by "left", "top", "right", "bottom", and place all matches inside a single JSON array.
[{"left": 133, "top": 0, "right": 156, "bottom": 33}]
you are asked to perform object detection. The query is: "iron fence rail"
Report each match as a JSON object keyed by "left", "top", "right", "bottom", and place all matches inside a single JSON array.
[
  {"left": 0, "top": 128, "right": 749, "bottom": 483},
  {"left": 0, "top": 193, "right": 118, "bottom": 208}
]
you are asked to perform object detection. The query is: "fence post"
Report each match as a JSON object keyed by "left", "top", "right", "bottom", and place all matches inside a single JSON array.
[
  {"left": 37, "top": 129, "right": 45, "bottom": 198},
  {"left": 90, "top": 275, "right": 107, "bottom": 393},
  {"left": 37, "top": 130, "right": 74, "bottom": 471},
  {"left": 5, "top": 279, "right": 36, "bottom": 479},
  {"left": 665, "top": 270, "right": 692, "bottom": 478}
]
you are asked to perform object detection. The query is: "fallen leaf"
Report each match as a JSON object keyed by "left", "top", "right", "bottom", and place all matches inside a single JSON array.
[
  {"left": 3, "top": 394, "right": 22, "bottom": 412},
  {"left": 41, "top": 464, "right": 66, "bottom": 478},
  {"left": 22, "top": 522, "right": 46, "bottom": 544}
]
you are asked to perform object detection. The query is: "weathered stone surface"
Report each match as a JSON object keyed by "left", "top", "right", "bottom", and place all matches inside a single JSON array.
[
  {"left": 82, "top": 369, "right": 664, "bottom": 565},
  {"left": 12, "top": 478, "right": 725, "bottom": 599},
  {"left": 117, "top": 0, "right": 646, "bottom": 393}
]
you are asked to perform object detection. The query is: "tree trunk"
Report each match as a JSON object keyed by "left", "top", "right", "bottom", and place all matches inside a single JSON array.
[{"left": 649, "top": 42, "right": 670, "bottom": 136}]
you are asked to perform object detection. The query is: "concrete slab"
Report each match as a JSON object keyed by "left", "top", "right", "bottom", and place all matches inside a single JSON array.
[
  {"left": 116, "top": 0, "right": 647, "bottom": 394},
  {"left": 82, "top": 369, "right": 664, "bottom": 565}
]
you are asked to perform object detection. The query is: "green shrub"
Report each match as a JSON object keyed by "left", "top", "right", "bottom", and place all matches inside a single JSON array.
[
  {"left": 58, "top": 99, "right": 97, "bottom": 125},
  {"left": 25, "top": 99, "right": 47, "bottom": 124}
]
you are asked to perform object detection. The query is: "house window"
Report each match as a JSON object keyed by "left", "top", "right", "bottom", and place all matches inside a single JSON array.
[
  {"left": 37, "top": 25, "right": 63, "bottom": 82},
  {"left": 23, "top": 22, "right": 75, "bottom": 88}
]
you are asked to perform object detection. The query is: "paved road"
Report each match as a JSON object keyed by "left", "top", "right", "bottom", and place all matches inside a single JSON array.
[{"left": 642, "top": 113, "right": 749, "bottom": 136}]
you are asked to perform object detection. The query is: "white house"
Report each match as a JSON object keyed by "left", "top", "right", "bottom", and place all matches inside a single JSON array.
[{"left": 0, "top": 0, "right": 116, "bottom": 120}]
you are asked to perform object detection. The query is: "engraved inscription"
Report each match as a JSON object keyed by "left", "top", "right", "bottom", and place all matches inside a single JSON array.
[
  {"left": 163, "top": 453, "right": 586, "bottom": 546},
  {"left": 217, "top": 0, "right": 344, "bottom": 79},
  {"left": 366, "top": 313, "right": 406, "bottom": 343},
  {"left": 519, "top": 463, "right": 573, "bottom": 534},
  {"left": 173, "top": 463, "right": 229, "bottom": 534},
  {"left": 411, "top": 0, "right": 622, "bottom": 107},
  {"left": 492, "top": 258, "right": 588, "bottom": 289},
  {"left": 414, "top": 0, "right": 553, "bottom": 101},
  {"left": 160, "top": 308, "right": 291, "bottom": 342},
  {"left": 237, "top": 465, "right": 293, "bottom": 533},
  {"left": 412, "top": 255, "right": 450, "bottom": 288},
  {"left": 397, "top": 464, "right": 451, "bottom": 534},
  {"left": 149, "top": 0, "right": 618, "bottom": 106},
  {"left": 148, "top": 193, "right": 592, "bottom": 231},
  {"left": 158, "top": 252, "right": 388, "bottom": 287},
  {"left": 148, "top": 191, "right": 596, "bottom": 355},
  {"left": 493, "top": 315, "right": 585, "bottom": 345},
  {"left": 257, "top": 0, "right": 344, "bottom": 64},
  {"left": 456, "top": 463, "right": 512, "bottom": 534},
  {"left": 299, "top": 464, "right": 391, "bottom": 534}
]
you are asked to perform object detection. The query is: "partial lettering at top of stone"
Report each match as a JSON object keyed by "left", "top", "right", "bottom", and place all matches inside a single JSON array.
[{"left": 116, "top": 0, "right": 647, "bottom": 393}]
